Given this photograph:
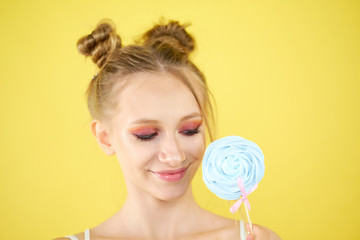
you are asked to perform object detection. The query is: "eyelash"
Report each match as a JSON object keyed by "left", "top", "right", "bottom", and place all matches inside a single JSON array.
[
  {"left": 180, "top": 128, "right": 200, "bottom": 136},
  {"left": 134, "top": 132, "right": 158, "bottom": 142},
  {"left": 134, "top": 128, "right": 200, "bottom": 142}
]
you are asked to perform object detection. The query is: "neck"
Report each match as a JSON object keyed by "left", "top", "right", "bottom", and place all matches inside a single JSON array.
[{"left": 118, "top": 184, "right": 202, "bottom": 239}]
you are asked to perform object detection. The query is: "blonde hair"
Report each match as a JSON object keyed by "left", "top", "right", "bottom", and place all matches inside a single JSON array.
[{"left": 77, "top": 19, "right": 215, "bottom": 140}]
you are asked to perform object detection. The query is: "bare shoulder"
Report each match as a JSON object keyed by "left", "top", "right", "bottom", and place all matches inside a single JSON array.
[
  {"left": 192, "top": 210, "right": 240, "bottom": 239},
  {"left": 196, "top": 210, "right": 281, "bottom": 240}
]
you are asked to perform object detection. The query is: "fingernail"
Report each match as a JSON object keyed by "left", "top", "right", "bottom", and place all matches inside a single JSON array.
[{"left": 246, "top": 234, "right": 254, "bottom": 240}]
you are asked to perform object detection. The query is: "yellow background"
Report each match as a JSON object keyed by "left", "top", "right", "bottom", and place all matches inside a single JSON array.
[{"left": 1, "top": 0, "right": 359, "bottom": 239}]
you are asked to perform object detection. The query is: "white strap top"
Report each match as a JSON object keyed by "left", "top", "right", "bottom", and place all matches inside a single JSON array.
[{"left": 66, "top": 229, "right": 90, "bottom": 240}]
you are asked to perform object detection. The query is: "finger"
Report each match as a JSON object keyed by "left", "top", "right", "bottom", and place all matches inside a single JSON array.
[{"left": 246, "top": 234, "right": 254, "bottom": 240}]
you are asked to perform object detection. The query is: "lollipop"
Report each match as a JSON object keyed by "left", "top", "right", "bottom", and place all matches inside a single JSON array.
[
  {"left": 202, "top": 136, "right": 265, "bottom": 239},
  {"left": 203, "top": 135, "right": 265, "bottom": 212},
  {"left": 202, "top": 135, "right": 265, "bottom": 197}
]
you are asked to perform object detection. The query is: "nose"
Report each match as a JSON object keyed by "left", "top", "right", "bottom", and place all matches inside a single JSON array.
[{"left": 158, "top": 135, "right": 186, "bottom": 167}]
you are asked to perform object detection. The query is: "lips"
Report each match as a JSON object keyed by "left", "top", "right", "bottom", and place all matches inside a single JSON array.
[{"left": 151, "top": 167, "right": 188, "bottom": 182}]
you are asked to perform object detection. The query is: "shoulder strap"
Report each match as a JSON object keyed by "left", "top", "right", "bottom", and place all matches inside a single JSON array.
[
  {"left": 65, "top": 229, "right": 89, "bottom": 240},
  {"left": 65, "top": 236, "right": 80, "bottom": 240},
  {"left": 85, "top": 229, "right": 90, "bottom": 240}
]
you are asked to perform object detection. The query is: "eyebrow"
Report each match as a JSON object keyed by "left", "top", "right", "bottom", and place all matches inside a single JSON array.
[{"left": 129, "top": 112, "right": 202, "bottom": 125}]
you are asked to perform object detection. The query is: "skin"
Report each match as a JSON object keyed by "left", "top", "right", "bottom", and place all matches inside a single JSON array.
[{"left": 55, "top": 71, "right": 280, "bottom": 240}]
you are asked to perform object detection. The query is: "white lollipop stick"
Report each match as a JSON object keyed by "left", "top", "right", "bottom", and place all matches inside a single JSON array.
[
  {"left": 229, "top": 178, "right": 257, "bottom": 239},
  {"left": 244, "top": 203, "right": 255, "bottom": 237}
]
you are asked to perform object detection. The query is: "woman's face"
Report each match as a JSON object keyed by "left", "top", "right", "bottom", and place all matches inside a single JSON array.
[{"left": 105, "top": 71, "right": 206, "bottom": 201}]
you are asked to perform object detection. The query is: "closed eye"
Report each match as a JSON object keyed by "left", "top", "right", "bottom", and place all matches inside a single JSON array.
[
  {"left": 180, "top": 128, "right": 200, "bottom": 136},
  {"left": 134, "top": 132, "right": 158, "bottom": 142}
]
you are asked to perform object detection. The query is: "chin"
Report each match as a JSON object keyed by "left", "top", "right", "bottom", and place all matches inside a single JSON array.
[
  {"left": 150, "top": 181, "right": 192, "bottom": 202},
  {"left": 154, "top": 190, "right": 188, "bottom": 202}
]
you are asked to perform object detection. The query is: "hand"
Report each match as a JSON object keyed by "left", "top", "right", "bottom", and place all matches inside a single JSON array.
[{"left": 246, "top": 224, "right": 281, "bottom": 240}]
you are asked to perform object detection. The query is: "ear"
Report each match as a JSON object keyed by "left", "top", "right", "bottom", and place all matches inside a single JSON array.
[{"left": 90, "top": 120, "right": 115, "bottom": 156}]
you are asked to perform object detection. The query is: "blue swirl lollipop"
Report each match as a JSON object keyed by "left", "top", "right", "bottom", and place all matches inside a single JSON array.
[{"left": 202, "top": 136, "right": 265, "bottom": 200}]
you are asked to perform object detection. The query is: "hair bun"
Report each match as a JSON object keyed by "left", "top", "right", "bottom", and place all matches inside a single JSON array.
[
  {"left": 77, "top": 20, "right": 122, "bottom": 68},
  {"left": 143, "top": 20, "right": 195, "bottom": 55}
]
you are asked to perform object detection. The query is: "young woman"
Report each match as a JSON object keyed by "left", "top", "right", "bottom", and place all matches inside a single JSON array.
[{"left": 56, "top": 20, "right": 280, "bottom": 240}]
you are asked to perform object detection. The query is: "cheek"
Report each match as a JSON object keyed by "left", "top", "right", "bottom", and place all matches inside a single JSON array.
[
  {"left": 113, "top": 135, "right": 158, "bottom": 170},
  {"left": 186, "top": 134, "right": 206, "bottom": 161}
]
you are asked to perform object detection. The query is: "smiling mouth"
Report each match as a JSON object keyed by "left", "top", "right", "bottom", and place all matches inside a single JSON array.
[{"left": 151, "top": 167, "right": 188, "bottom": 182}]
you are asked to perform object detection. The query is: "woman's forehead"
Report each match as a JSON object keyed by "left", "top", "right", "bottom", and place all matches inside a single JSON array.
[{"left": 112, "top": 71, "right": 202, "bottom": 124}]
